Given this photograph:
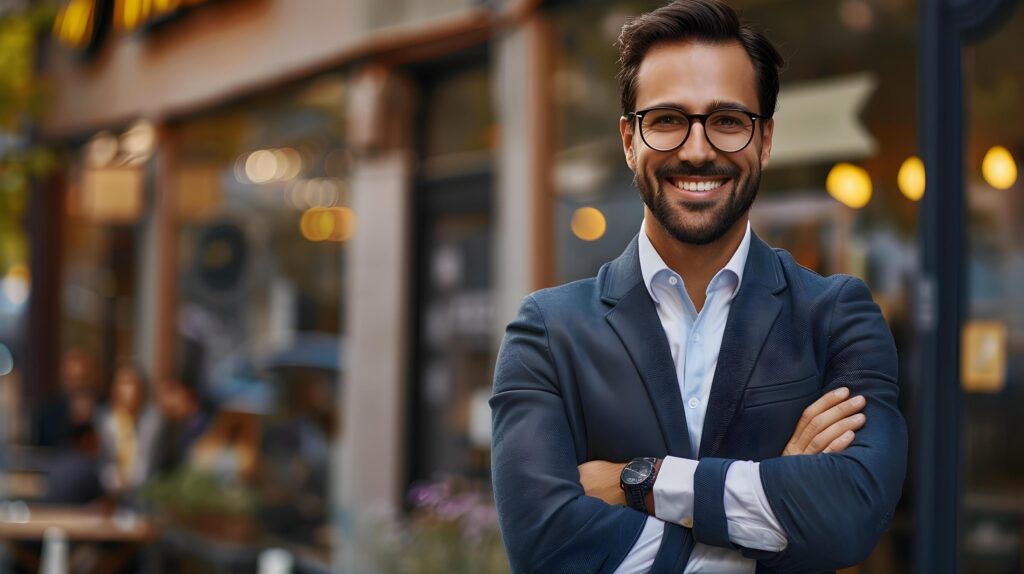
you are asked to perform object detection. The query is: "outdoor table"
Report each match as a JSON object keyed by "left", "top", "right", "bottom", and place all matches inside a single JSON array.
[{"left": 0, "top": 503, "right": 155, "bottom": 573}]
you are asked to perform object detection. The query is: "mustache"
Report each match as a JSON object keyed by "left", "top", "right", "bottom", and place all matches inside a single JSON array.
[{"left": 655, "top": 163, "right": 739, "bottom": 179}]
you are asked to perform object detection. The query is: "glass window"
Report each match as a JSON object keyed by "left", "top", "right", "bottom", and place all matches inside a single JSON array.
[
  {"left": 409, "top": 61, "right": 496, "bottom": 488},
  {"left": 159, "top": 75, "right": 350, "bottom": 564},
  {"left": 962, "top": 9, "right": 1024, "bottom": 572}
]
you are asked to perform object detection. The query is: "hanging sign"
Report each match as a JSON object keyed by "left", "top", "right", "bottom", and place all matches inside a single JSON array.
[
  {"left": 53, "top": 0, "right": 212, "bottom": 54},
  {"left": 961, "top": 320, "right": 1007, "bottom": 393}
]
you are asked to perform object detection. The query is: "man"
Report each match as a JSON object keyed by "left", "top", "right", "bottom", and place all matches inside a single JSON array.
[{"left": 490, "top": 1, "right": 907, "bottom": 572}]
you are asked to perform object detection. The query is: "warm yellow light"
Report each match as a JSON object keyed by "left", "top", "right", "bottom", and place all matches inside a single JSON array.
[
  {"left": 153, "top": 0, "right": 181, "bottom": 15},
  {"left": 55, "top": 0, "right": 94, "bottom": 49},
  {"left": 300, "top": 207, "right": 356, "bottom": 243},
  {"left": 982, "top": 146, "right": 1018, "bottom": 190},
  {"left": 301, "top": 208, "right": 333, "bottom": 242},
  {"left": 571, "top": 207, "right": 607, "bottom": 241},
  {"left": 826, "top": 163, "right": 872, "bottom": 209},
  {"left": 328, "top": 207, "right": 357, "bottom": 242},
  {"left": 897, "top": 156, "right": 926, "bottom": 201},
  {"left": 117, "top": 0, "right": 153, "bottom": 30}
]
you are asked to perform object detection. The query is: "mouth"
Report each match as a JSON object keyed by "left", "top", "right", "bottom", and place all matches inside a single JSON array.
[{"left": 665, "top": 177, "right": 729, "bottom": 194}]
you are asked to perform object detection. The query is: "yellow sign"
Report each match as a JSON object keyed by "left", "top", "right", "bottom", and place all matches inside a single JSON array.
[
  {"left": 54, "top": 0, "right": 212, "bottom": 53},
  {"left": 961, "top": 321, "right": 1007, "bottom": 393},
  {"left": 78, "top": 167, "right": 145, "bottom": 224},
  {"left": 53, "top": 0, "right": 100, "bottom": 51}
]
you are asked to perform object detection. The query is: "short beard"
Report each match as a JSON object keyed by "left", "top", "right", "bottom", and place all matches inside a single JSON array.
[{"left": 634, "top": 162, "right": 759, "bottom": 245}]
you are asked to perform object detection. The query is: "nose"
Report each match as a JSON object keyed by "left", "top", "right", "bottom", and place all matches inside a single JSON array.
[{"left": 676, "top": 121, "right": 717, "bottom": 166}]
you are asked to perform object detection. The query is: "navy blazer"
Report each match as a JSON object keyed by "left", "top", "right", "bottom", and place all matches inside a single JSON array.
[{"left": 491, "top": 232, "right": 908, "bottom": 573}]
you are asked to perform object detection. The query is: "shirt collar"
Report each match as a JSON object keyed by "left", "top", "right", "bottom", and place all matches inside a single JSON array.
[{"left": 638, "top": 217, "right": 751, "bottom": 305}]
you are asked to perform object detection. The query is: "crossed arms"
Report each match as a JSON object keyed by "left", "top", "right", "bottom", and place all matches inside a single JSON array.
[{"left": 490, "top": 278, "right": 908, "bottom": 573}]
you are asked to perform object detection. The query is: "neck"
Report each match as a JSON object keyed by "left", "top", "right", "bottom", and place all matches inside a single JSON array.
[{"left": 644, "top": 209, "right": 747, "bottom": 310}]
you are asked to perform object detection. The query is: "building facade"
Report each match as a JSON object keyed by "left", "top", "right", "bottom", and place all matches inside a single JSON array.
[{"left": 22, "top": 0, "right": 1024, "bottom": 571}]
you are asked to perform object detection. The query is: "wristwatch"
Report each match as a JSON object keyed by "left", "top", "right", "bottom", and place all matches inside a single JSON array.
[{"left": 620, "top": 457, "right": 659, "bottom": 512}]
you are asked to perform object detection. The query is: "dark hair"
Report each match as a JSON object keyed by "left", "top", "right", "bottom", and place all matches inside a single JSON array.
[{"left": 617, "top": 0, "right": 784, "bottom": 117}]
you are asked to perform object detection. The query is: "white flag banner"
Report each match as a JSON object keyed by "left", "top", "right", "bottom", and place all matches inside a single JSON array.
[{"left": 770, "top": 72, "right": 878, "bottom": 167}]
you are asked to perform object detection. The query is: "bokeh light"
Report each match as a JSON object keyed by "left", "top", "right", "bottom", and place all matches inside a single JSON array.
[
  {"left": 826, "top": 163, "right": 872, "bottom": 208},
  {"left": 571, "top": 207, "right": 607, "bottom": 241},
  {"left": 245, "top": 150, "right": 278, "bottom": 184},
  {"left": 898, "top": 156, "right": 926, "bottom": 201},
  {"left": 1, "top": 264, "right": 31, "bottom": 306},
  {"left": 300, "top": 207, "right": 357, "bottom": 242},
  {"left": 982, "top": 146, "right": 1018, "bottom": 190}
]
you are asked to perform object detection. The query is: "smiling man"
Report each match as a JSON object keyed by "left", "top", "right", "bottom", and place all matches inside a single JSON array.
[{"left": 490, "top": 1, "right": 907, "bottom": 572}]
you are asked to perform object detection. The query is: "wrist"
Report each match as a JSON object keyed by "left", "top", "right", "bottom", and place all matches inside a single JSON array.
[{"left": 644, "top": 458, "right": 662, "bottom": 515}]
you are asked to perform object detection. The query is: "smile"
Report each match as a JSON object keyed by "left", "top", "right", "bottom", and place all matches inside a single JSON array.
[{"left": 668, "top": 178, "right": 728, "bottom": 192}]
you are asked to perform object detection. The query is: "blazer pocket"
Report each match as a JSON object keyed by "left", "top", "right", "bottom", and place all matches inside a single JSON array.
[{"left": 744, "top": 375, "right": 820, "bottom": 408}]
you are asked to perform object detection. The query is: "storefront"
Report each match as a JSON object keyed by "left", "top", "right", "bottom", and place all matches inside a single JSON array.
[{"left": 21, "top": 0, "right": 1024, "bottom": 571}]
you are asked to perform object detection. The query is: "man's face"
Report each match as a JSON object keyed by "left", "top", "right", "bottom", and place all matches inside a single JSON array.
[{"left": 620, "top": 41, "right": 774, "bottom": 245}]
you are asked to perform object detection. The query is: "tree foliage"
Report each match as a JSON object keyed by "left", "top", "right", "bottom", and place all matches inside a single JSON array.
[{"left": 0, "top": 2, "right": 57, "bottom": 274}]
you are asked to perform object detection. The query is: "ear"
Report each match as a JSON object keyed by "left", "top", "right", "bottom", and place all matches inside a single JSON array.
[
  {"left": 620, "top": 116, "right": 637, "bottom": 173},
  {"left": 759, "top": 117, "right": 774, "bottom": 170}
]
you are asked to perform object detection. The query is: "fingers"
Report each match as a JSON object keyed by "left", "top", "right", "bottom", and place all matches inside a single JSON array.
[
  {"left": 823, "top": 430, "right": 856, "bottom": 454},
  {"left": 793, "top": 394, "right": 866, "bottom": 453},
  {"left": 786, "top": 387, "right": 851, "bottom": 453},
  {"left": 807, "top": 412, "right": 866, "bottom": 454}
]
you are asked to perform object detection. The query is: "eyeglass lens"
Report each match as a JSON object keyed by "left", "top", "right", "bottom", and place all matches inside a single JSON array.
[{"left": 640, "top": 109, "right": 755, "bottom": 153}]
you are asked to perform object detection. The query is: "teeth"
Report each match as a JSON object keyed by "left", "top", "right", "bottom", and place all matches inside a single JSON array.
[{"left": 671, "top": 179, "right": 726, "bottom": 192}]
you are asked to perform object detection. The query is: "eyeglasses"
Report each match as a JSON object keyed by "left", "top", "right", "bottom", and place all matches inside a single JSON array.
[{"left": 626, "top": 107, "right": 768, "bottom": 153}]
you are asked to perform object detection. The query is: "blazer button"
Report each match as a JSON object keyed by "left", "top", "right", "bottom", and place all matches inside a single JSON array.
[{"left": 681, "top": 517, "right": 694, "bottom": 528}]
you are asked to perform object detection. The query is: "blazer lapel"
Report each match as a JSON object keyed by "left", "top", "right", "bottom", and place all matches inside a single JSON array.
[
  {"left": 699, "top": 233, "right": 787, "bottom": 458},
  {"left": 599, "top": 237, "right": 693, "bottom": 459}
]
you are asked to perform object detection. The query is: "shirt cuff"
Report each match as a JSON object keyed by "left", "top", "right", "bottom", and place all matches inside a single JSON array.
[
  {"left": 611, "top": 516, "right": 664, "bottom": 574},
  {"left": 723, "top": 461, "right": 788, "bottom": 552},
  {"left": 653, "top": 455, "right": 698, "bottom": 527}
]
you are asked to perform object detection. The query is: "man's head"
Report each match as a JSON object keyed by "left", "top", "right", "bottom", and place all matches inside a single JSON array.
[{"left": 617, "top": 0, "right": 784, "bottom": 245}]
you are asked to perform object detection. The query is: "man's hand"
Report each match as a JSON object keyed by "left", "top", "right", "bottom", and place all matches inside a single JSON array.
[
  {"left": 782, "top": 386, "right": 866, "bottom": 456},
  {"left": 578, "top": 460, "right": 627, "bottom": 506}
]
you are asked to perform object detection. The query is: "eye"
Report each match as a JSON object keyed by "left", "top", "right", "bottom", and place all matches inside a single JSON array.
[{"left": 643, "top": 110, "right": 687, "bottom": 131}]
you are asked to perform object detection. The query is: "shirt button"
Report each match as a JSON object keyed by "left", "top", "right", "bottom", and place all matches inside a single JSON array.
[
  {"left": 692, "top": 333, "right": 701, "bottom": 343},
  {"left": 668, "top": 276, "right": 678, "bottom": 286},
  {"left": 682, "top": 517, "right": 694, "bottom": 528},
  {"left": 688, "top": 397, "right": 700, "bottom": 409}
]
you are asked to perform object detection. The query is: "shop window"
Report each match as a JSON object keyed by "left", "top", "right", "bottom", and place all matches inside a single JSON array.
[
  {"left": 961, "top": 8, "right": 1024, "bottom": 572},
  {"left": 409, "top": 58, "right": 496, "bottom": 490},
  {"left": 157, "top": 76, "right": 350, "bottom": 567}
]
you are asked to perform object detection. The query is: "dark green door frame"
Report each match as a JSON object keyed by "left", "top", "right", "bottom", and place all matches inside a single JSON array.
[{"left": 915, "top": 0, "right": 1019, "bottom": 571}]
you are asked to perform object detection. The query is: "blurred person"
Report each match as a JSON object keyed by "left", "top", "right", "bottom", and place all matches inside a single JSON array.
[
  {"left": 490, "top": 1, "right": 907, "bottom": 572},
  {"left": 95, "top": 363, "right": 161, "bottom": 496},
  {"left": 257, "top": 369, "right": 334, "bottom": 545},
  {"left": 43, "top": 417, "right": 104, "bottom": 504},
  {"left": 32, "top": 347, "right": 100, "bottom": 448},
  {"left": 151, "top": 374, "right": 211, "bottom": 476}
]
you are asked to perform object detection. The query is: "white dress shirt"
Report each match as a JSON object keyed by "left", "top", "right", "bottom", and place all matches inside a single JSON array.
[{"left": 613, "top": 219, "right": 787, "bottom": 574}]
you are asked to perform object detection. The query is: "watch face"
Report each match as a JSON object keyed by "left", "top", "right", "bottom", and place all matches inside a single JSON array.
[{"left": 622, "top": 460, "right": 654, "bottom": 486}]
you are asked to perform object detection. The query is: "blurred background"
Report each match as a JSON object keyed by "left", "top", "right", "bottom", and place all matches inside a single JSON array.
[{"left": 0, "top": 0, "right": 1021, "bottom": 572}]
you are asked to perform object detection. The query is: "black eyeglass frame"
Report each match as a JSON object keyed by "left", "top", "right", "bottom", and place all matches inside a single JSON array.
[{"left": 625, "top": 106, "right": 770, "bottom": 153}]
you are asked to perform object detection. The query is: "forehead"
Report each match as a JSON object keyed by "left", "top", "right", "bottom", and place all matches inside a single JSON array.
[{"left": 634, "top": 41, "right": 759, "bottom": 112}]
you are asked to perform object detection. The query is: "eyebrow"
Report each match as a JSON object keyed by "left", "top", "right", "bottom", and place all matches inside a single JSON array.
[{"left": 639, "top": 100, "right": 756, "bottom": 114}]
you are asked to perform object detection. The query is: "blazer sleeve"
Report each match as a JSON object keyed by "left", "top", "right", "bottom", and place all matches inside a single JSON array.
[
  {"left": 692, "top": 276, "right": 908, "bottom": 572},
  {"left": 490, "top": 296, "right": 648, "bottom": 573}
]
